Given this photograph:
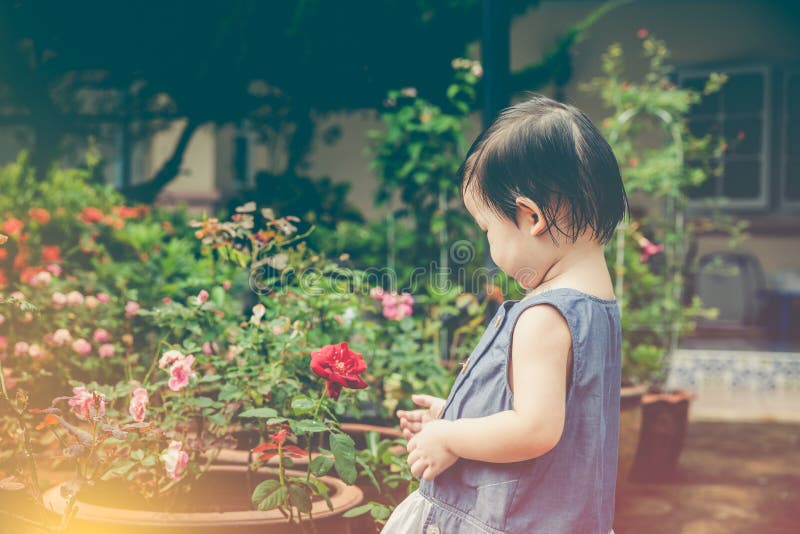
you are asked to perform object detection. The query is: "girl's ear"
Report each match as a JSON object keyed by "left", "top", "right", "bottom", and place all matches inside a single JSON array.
[{"left": 515, "top": 197, "right": 547, "bottom": 237}]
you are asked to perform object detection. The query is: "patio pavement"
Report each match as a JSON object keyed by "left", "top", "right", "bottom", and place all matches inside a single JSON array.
[{"left": 614, "top": 405, "right": 800, "bottom": 533}]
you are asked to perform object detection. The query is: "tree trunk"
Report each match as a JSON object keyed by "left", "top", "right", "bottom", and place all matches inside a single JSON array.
[{"left": 122, "top": 119, "right": 201, "bottom": 203}]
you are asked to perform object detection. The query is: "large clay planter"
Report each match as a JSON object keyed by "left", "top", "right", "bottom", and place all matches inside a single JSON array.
[
  {"left": 41, "top": 465, "right": 364, "bottom": 534},
  {"left": 617, "top": 384, "right": 647, "bottom": 493},
  {"left": 629, "top": 389, "right": 695, "bottom": 482}
]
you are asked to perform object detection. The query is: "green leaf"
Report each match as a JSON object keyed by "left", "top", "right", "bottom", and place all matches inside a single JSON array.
[
  {"left": 251, "top": 479, "right": 280, "bottom": 504},
  {"left": 200, "top": 374, "right": 221, "bottom": 383},
  {"left": 239, "top": 407, "right": 278, "bottom": 419},
  {"left": 288, "top": 484, "right": 312, "bottom": 514},
  {"left": 291, "top": 396, "right": 315, "bottom": 415},
  {"left": 330, "top": 433, "right": 357, "bottom": 484},
  {"left": 343, "top": 503, "right": 374, "bottom": 518},
  {"left": 192, "top": 397, "right": 214, "bottom": 408},
  {"left": 292, "top": 420, "right": 328, "bottom": 434},
  {"left": 309, "top": 455, "right": 334, "bottom": 477}
]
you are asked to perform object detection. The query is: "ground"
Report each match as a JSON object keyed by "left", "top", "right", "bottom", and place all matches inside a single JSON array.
[{"left": 615, "top": 420, "right": 800, "bottom": 534}]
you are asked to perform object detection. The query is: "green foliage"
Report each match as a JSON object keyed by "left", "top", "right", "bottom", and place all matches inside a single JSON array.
[{"left": 582, "top": 31, "right": 736, "bottom": 386}]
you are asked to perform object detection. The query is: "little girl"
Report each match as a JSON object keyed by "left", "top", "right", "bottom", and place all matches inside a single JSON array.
[{"left": 381, "top": 94, "right": 628, "bottom": 534}]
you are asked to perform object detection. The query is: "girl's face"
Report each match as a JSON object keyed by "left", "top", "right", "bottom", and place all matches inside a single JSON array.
[{"left": 463, "top": 188, "right": 549, "bottom": 289}]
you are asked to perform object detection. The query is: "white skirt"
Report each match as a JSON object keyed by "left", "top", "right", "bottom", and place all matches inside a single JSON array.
[{"left": 381, "top": 489, "right": 617, "bottom": 534}]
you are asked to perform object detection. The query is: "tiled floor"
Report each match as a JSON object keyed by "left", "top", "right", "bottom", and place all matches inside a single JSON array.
[{"left": 687, "top": 387, "right": 800, "bottom": 422}]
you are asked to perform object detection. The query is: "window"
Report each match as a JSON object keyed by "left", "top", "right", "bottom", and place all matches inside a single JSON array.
[
  {"left": 680, "top": 66, "right": 771, "bottom": 210},
  {"left": 781, "top": 67, "right": 800, "bottom": 209}
]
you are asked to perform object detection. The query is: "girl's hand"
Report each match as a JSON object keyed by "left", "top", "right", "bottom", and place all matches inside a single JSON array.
[
  {"left": 406, "top": 419, "right": 458, "bottom": 481},
  {"left": 396, "top": 394, "right": 446, "bottom": 440}
]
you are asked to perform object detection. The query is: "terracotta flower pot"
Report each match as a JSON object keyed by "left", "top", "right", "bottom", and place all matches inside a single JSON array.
[
  {"left": 211, "top": 423, "right": 405, "bottom": 467},
  {"left": 617, "top": 384, "right": 647, "bottom": 493},
  {"left": 629, "top": 389, "right": 695, "bottom": 482},
  {"left": 41, "top": 465, "right": 364, "bottom": 534}
]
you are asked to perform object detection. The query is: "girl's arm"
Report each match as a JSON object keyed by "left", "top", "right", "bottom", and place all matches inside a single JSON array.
[{"left": 407, "top": 305, "right": 572, "bottom": 478}]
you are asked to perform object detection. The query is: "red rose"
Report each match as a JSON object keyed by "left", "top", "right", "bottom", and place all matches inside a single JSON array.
[
  {"left": 310, "top": 342, "right": 368, "bottom": 400},
  {"left": 42, "top": 245, "right": 61, "bottom": 263},
  {"left": 78, "top": 207, "right": 104, "bottom": 225},
  {"left": 2, "top": 218, "right": 23, "bottom": 237},
  {"left": 28, "top": 208, "right": 51, "bottom": 225},
  {"left": 637, "top": 28, "right": 649, "bottom": 39}
]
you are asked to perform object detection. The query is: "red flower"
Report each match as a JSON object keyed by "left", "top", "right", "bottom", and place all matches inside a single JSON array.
[
  {"left": 42, "top": 245, "right": 61, "bottom": 263},
  {"left": 2, "top": 218, "right": 23, "bottom": 237},
  {"left": 737, "top": 131, "right": 746, "bottom": 141},
  {"left": 310, "top": 342, "right": 368, "bottom": 400},
  {"left": 28, "top": 208, "right": 51, "bottom": 225},
  {"left": 637, "top": 28, "right": 649, "bottom": 39},
  {"left": 251, "top": 430, "right": 306, "bottom": 462},
  {"left": 78, "top": 207, "right": 104, "bottom": 225}
]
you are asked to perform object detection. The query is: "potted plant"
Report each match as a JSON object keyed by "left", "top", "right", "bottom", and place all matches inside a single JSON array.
[{"left": 581, "top": 29, "right": 734, "bottom": 486}]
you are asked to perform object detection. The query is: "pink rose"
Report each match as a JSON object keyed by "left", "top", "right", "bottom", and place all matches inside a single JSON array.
[
  {"left": 129, "top": 387, "right": 148, "bottom": 422},
  {"left": 66, "top": 291, "right": 84, "bottom": 306},
  {"left": 197, "top": 289, "right": 209, "bottom": 304},
  {"left": 92, "top": 328, "right": 111, "bottom": 343},
  {"left": 159, "top": 349, "right": 185, "bottom": 370},
  {"left": 84, "top": 296, "right": 99, "bottom": 309},
  {"left": 52, "top": 328, "right": 72, "bottom": 346},
  {"left": 14, "top": 341, "right": 29, "bottom": 356},
  {"left": 162, "top": 441, "right": 189, "bottom": 480},
  {"left": 10, "top": 291, "right": 25, "bottom": 301},
  {"left": 29, "top": 271, "right": 52, "bottom": 287},
  {"left": 72, "top": 338, "right": 92, "bottom": 356},
  {"left": 45, "top": 264, "right": 62, "bottom": 276},
  {"left": 125, "top": 301, "right": 140, "bottom": 318},
  {"left": 68, "top": 386, "right": 105, "bottom": 419},
  {"left": 369, "top": 287, "right": 384, "bottom": 300},
  {"left": 51, "top": 292, "right": 67, "bottom": 308},
  {"left": 168, "top": 355, "right": 195, "bottom": 392},
  {"left": 96, "top": 292, "right": 110, "bottom": 304},
  {"left": 98, "top": 343, "right": 115, "bottom": 359},
  {"left": 28, "top": 344, "right": 44, "bottom": 359}
]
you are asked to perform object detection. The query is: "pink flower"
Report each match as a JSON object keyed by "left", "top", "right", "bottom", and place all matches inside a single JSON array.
[
  {"left": 369, "top": 287, "right": 384, "bottom": 300},
  {"left": 378, "top": 291, "right": 414, "bottom": 320},
  {"left": 222, "top": 280, "right": 231, "bottom": 290},
  {"left": 129, "top": 388, "right": 148, "bottom": 422},
  {"left": 638, "top": 236, "right": 664, "bottom": 263},
  {"left": 28, "top": 344, "right": 44, "bottom": 359},
  {"left": 125, "top": 301, "right": 140, "bottom": 318},
  {"left": 196, "top": 289, "right": 209, "bottom": 304},
  {"left": 2, "top": 368, "right": 15, "bottom": 390},
  {"left": 52, "top": 328, "right": 72, "bottom": 346},
  {"left": 66, "top": 291, "right": 84, "bottom": 306},
  {"left": 168, "top": 355, "right": 196, "bottom": 392},
  {"left": 45, "top": 264, "right": 62, "bottom": 276},
  {"left": 0, "top": 313, "right": 4, "bottom": 326},
  {"left": 159, "top": 349, "right": 185, "bottom": 369},
  {"left": 72, "top": 338, "right": 92, "bottom": 356},
  {"left": 84, "top": 296, "right": 99, "bottom": 309},
  {"left": 98, "top": 343, "right": 115, "bottom": 359},
  {"left": 51, "top": 292, "right": 67, "bottom": 308},
  {"left": 92, "top": 328, "right": 111, "bottom": 343},
  {"left": 68, "top": 386, "right": 105, "bottom": 419},
  {"left": 29, "top": 271, "right": 52, "bottom": 287},
  {"left": 162, "top": 441, "right": 189, "bottom": 480},
  {"left": 637, "top": 28, "right": 649, "bottom": 39},
  {"left": 14, "top": 342, "right": 29, "bottom": 356},
  {"left": 201, "top": 342, "right": 217, "bottom": 355},
  {"left": 96, "top": 292, "right": 110, "bottom": 304},
  {"left": 10, "top": 291, "right": 25, "bottom": 301}
]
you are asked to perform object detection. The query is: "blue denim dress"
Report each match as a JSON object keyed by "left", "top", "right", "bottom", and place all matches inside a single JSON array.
[{"left": 385, "top": 287, "right": 621, "bottom": 534}]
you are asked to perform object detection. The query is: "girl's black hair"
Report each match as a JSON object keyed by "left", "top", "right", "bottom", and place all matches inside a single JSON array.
[{"left": 460, "top": 93, "right": 629, "bottom": 245}]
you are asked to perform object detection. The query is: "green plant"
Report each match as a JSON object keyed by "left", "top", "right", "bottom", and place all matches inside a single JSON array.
[{"left": 581, "top": 30, "right": 742, "bottom": 386}]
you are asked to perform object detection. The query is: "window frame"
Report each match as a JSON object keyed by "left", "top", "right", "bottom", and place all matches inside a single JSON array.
[
  {"left": 780, "top": 65, "right": 800, "bottom": 211},
  {"left": 678, "top": 63, "right": 772, "bottom": 213}
]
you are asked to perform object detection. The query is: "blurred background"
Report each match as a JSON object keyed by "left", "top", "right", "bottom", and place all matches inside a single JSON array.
[{"left": 1, "top": 1, "right": 799, "bottom": 532}]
